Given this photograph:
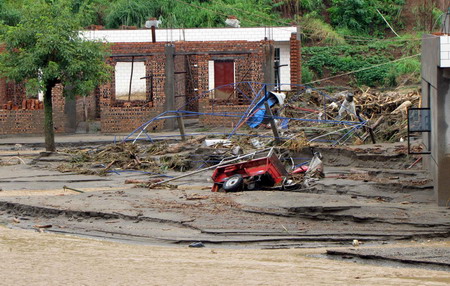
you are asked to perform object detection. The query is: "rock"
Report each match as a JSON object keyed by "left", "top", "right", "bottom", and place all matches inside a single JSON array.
[{"left": 189, "top": 242, "right": 205, "bottom": 248}]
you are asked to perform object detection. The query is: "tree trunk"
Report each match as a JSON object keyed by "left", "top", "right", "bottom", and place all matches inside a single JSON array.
[{"left": 44, "top": 80, "right": 56, "bottom": 152}]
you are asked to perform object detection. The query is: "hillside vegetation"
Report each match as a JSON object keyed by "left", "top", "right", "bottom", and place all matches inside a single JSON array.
[{"left": 0, "top": 0, "right": 448, "bottom": 89}]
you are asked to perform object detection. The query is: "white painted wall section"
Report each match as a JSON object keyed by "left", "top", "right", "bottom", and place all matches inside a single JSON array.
[
  {"left": 208, "top": 60, "right": 215, "bottom": 96},
  {"left": 115, "top": 62, "right": 146, "bottom": 99},
  {"left": 276, "top": 42, "right": 291, "bottom": 90},
  {"left": 81, "top": 27, "right": 296, "bottom": 43},
  {"left": 440, "top": 35, "right": 450, "bottom": 68}
]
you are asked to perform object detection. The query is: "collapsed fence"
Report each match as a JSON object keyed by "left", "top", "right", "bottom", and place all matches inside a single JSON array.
[{"left": 122, "top": 82, "right": 370, "bottom": 145}]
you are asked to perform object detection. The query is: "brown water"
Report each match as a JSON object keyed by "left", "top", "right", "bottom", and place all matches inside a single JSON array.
[{"left": 1, "top": 226, "right": 449, "bottom": 286}]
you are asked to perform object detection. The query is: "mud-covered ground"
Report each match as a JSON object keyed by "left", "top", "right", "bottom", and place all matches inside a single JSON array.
[
  {"left": 0, "top": 135, "right": 449, "bottom": 273},
  {"left": 1, "top": 226, "right": 450, "bottom": 286}
]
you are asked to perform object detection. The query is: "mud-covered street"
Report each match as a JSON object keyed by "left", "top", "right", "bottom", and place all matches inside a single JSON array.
[
  {"left": 0, "top": 134, "right": 449, "bottom": 277},
  {"left": 1, "top": 226, "right": 450, "bottom": 286}
]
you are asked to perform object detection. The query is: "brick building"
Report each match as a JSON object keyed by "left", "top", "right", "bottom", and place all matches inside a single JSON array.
[{"left": 0, "top": 26, "right": 301, "bottom": 134}]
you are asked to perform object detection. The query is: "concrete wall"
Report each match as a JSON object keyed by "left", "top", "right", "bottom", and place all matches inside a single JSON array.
[{"left": 421, "top": 34, "right": 450, "bottom": 206}]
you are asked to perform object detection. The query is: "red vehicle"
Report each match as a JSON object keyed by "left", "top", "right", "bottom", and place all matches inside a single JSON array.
[{"left": 211, "top": 148, "right": 290, "bottom": 192}]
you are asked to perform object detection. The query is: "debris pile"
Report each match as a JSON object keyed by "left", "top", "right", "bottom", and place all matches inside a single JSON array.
[
  {"left": 56, "top": 139, "right": 249, "bottom": 177},
  {"left": 57, "top": 143, "right": 160, "bottom": 176},
  {"left": 48, "top": 86, "right": 420, "bottom": 193},
  {"left": 280, "top": 88, "right": 420, "bottom": 144}
]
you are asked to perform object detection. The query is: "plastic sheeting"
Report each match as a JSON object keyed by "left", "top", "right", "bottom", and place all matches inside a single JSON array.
[{"left": 247, "top": 91, "right": 285, "bottom": 128}]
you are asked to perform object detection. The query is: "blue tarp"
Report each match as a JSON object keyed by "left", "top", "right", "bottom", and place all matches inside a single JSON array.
[{"left": 246, "top": 92, "right": 283, "bottom": 128}]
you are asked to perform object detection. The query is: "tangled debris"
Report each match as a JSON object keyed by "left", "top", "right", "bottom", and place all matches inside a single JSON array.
[
  {"left": 281, "top": 88, "right": 420, "bottom": 144},
  {"left": 56, "top": 139, "right": 244, "bottom": 176},
  {"left": 57, "top": 143, "right": 161, "bottom": 176}
]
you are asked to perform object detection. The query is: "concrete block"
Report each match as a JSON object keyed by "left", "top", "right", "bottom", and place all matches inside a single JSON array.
[{"left": 441, "top": 52, "right": 450, "bottom": 60}]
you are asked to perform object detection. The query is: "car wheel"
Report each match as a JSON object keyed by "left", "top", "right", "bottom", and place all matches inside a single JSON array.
[{"left": 223, "top": 174, "right": 243, "bottom": 192}]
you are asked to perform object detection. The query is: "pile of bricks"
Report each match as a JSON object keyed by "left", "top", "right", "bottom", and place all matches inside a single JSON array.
[{"left": 2, "top": 99, "right": 44, "bottom": 110}]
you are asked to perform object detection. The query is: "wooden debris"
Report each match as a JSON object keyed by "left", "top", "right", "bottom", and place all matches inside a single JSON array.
[
  {"left": 33, "top": 224, "right": 52, "bottom": 228},
  {"left": 63, "top": 185, "right": 85, "bottom": 193}
]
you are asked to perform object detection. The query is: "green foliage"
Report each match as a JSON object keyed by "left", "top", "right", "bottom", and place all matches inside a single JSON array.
[
  {"left": 71, "top": 0, "right": 113, "bottom": 26},
  {"left": 105, "top": 0, "right": 157, "bottom": 28},
  {"left": 301, "top": 65, "right": 314, "bottom": 84},
  {"left": 411, "top": 1, "right": 444, "bottom": 31},
  {"left": 274, "top": 0, "right": 324, "bottom": 17},
  {"left": 302, "top": 38, "right": 419, "bottom": 87},
  {"left": 328, "top": 0, "right": 405, "bottom": 35},
  {"left": 0, "top": 0, "right": 21, "bottom": 25},
  {"left": 299, "top": 0, "right": 324, "bottom": 13},
  {"left": 385, "top": 57, "right": 420, "bottom": 86},
  {"left": 300, "top": 15, "right": 346, "bottom": 45},
  {"left": 101, "top": 0, "right": 286, "bottom": 29},
  {"left": 0, "top": 0, "right": 111, "bottom": 97}
]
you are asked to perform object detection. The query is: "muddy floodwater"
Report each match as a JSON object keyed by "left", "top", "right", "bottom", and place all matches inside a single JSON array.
[{"left": 1, "top": 226, "right": 449, "bottom": 286}]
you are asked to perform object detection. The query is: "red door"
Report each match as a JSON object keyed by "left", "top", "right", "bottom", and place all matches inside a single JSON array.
[{"left": 214, "top": 61, "right": 234, "bottom": 99}]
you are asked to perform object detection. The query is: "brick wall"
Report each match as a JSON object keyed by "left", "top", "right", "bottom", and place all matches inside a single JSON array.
[
  {"left": 5, "top": 81, "right": 27, "bottom": 107},
  {"left": 198, "top": 98, "right": 249, "bottom": 127},
  {"left": 1, "top": 38, "right": 296, "bottom": 134},
  {"left": 290, "top": 33, "right": 302, "bottom": 88},
  {"left": 0, "top": 78, "right": 7, "bottom": 105},
  {"left": 98, "top": 43, "right": 166, "bottom": 132},
  {"left": 100, "top": 40, "right": 267, "bottom": 132},
  {"left": 100, "top": 105, "right": 164, "bottom": 133},
  {"left": 0, "top": 84, "right": 67, "bottom": 134}
]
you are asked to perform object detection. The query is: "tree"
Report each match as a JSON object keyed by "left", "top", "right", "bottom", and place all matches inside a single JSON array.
[{"left": 0, "top": 0, "right": 111, "bottom": 151}]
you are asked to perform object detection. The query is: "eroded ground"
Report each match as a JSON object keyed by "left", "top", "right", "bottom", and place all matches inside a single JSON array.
[{"left": 0, "top": 137, "right": 449, "bottom": 273}]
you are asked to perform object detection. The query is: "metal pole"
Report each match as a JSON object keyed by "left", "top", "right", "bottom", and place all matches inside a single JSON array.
[
  {"left": 177, "top": 113, "right": 186, "bottom": 141},
  {"left": 264, "top": 101, "right": 281, "bottom": 145},
  {"left": 151, "top": 26, "right": 156, "bottom": 43},
  {"left": 128, "top": 56, "right": 134, "bottom": 101}
]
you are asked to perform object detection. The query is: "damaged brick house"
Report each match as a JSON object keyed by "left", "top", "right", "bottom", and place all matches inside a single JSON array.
[{"left": 0, "top": 25, "right": 300, "bottom": 134}]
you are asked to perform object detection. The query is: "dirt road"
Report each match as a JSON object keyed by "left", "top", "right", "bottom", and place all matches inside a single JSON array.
[{"left": 1, "top": 226, "right": 449, "bottom": 286}]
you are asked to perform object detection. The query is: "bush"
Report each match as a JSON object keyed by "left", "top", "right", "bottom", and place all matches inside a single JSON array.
[
  {"left": 300, "top": 15, "right": 346, "bottom": 45},
  {"left": 385, "top": 57, "right": 421, "bottom": 86},
  {"left": 302, "top": 66, "right": 314, "bottom": 84},
  {"left": 302, "top": 39, "right": 416, "bottom": 87},
  {"left": 328, "top": 0, "right": 405, "bottom": 36}
]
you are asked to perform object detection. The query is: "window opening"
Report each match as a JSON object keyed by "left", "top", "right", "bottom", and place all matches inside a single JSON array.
[{"left": 115, "top": 60, "right": 146, "bottom": 101}]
